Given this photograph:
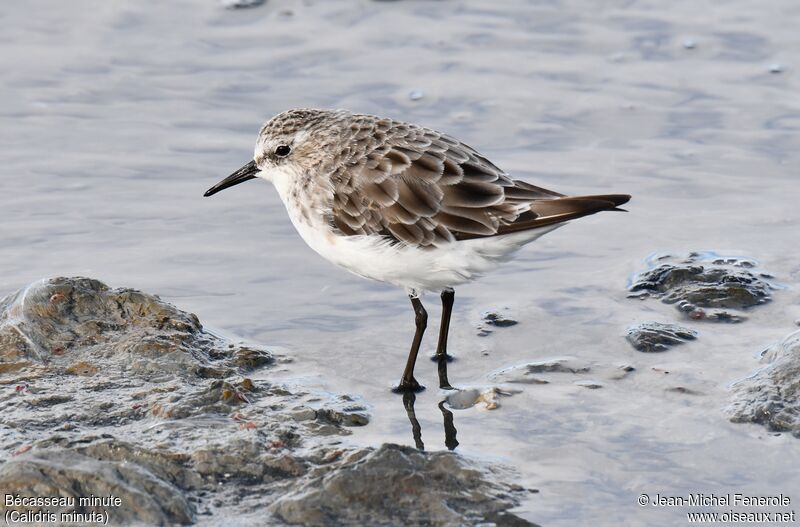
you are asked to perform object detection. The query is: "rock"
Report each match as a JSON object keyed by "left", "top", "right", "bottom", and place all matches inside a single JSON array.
[
  {"left": 729, "top": 329, "right": 800, "bottom": 437},
  {"left": 626, "top": 322, "right": 697, "bottom": 352},
  {"left": 575, "top": 380, "right": 603, "bottom": 389},
  {"left": 490, "top": 359, "right": 644, "bottom": 387},
  {"left": 0, "top": 277, "right": 535, "bottom": 525},
  {"left": 510, "top": 357, "right": 589, "bottom": 375},
  {"left": 0, "top": 277, "right": 273, "bottom": 377},
  {"left": 629, "top": 253, "right": 773, "bottom": 322},
  {"left": 220, "top": 0, "right": 265, "bottom": 9},
  {"left": 490, "top": 357, "right": 590, "bottom": 385},
  {"left": 191, "top": 438, "right": 307, "bottom": 483},
  {"left": 0, "top": 277, "right": 282, "bottom": 437},
  {"left": 0, "top": 278, "right": 366, "bottom": 523},
  {"left": 609, "top": 365, "right": 636, "bottom": 380},
  {"left": 0, "top": 444, "right": 195, "bottom": 525},
  {"left": 269, "top": 444, "right": 539, "bottom": 527},
  {"left": 667, "top": 386, "right": 703, "bottom": 396},
  {"left": 482, "top": 310, "right": 519, "bottom": 327},
  {"left": 304, "top": 394, "right": 370, "bottom": 427},
  {"left": 477, "top": 308, "right": 518, "bottom": 336}
]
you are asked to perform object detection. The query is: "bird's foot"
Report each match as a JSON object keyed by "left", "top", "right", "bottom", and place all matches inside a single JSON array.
[{"left": 392, "top": 377, "right": 425, "bottom": 394}]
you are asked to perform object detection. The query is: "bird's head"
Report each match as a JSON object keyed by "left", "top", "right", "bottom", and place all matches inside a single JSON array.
[{"left": 204, "top": 108, "right": 345, "bottom": 197}]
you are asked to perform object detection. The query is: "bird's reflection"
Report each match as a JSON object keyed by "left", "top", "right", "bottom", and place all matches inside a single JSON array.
[{"left": 402, "top": 392, "right": 459, "bottom": 451}]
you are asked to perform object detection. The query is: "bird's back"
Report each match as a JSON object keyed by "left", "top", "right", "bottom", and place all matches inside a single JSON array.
[{"left": 312, "top": 110, "right": 629, "bottom": 249}]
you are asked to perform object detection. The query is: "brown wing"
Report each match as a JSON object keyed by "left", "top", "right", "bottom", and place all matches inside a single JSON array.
[{"left": 329, "top": 117, "right": 630, "bottom": 247}]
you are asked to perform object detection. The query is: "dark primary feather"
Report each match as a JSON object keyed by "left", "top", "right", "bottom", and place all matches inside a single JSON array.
[{"left": 328, "top": 115, "right": 630, "bottom": 248}]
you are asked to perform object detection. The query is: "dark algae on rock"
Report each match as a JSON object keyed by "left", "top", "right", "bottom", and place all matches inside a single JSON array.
[
  {"left": 628, "top": 252, "right": 774, "bottom": 323},
  {"left": 627, "top": 254, "right": 800, "bottom": 439},
  {"left": 626, "top": 322, "right": 697, "bottom": 353},
  {"left": 0, "top": 277, "right": 535, "bottom": 526}
]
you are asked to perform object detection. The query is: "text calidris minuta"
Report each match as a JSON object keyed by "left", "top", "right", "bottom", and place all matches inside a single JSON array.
[{"left": 204, "top": 108, "right": 630, "bottom": 392}]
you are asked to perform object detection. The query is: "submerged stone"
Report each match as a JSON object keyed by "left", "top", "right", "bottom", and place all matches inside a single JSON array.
[
  {"left": 490, "top": 357, "right": 591, "bottom": 385},
  {"left": 626, "top": 322, "right": 697, "bottom": 352},
  {"left": 629, "top": 253, "right": 773, "bottom": 322},
  {"left": 482, "top": 310, "right": 519, "bottom": 327},
  {"left": 220, "top": 0, "right": 265, "bottom": 9},
  {"left": 729, "top": 329, "right": 800, "bottom": 437},
  {"left": 477, "top": 308, "right": 519, "bottom": 336}
]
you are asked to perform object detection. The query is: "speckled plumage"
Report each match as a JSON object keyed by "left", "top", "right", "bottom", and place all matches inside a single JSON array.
[
  {"left": 250, "top": 108, "right": 629, "bottom": 256},
  {"left": 205, "top": 107, "right": 631, "bottom": 391}
]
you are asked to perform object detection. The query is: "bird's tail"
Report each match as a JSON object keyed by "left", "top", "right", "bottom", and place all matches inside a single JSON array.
[{"left": 496, "top": 193, "right": 631, "bottom": 235}]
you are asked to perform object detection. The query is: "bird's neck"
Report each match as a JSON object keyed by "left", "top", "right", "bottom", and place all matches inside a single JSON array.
[{"left": 270, "top": 166, "right": 334, "bottom": 233}]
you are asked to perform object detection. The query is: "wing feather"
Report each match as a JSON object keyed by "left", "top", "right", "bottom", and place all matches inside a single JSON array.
[
  {"left": 442, "top": 180, "right": 504, "bottom": 208},
  {"left": 396, "top": 179, "right": 441, "bottom": 217},
  {"left": 327, "top": 114, "right": 630, "bottom": 248}
]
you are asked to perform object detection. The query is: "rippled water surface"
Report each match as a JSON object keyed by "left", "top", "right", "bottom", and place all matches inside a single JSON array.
[{"left": 2, "top": 0, "right": 800, "bottom": 524}]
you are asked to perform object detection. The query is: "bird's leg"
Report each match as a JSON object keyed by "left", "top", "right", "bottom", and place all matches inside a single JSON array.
[
  {"left": 438, "top": 400, "right": 459, "bottom": 451},
  {"left": 396, "top": 294, "right": 427, "bottom": 392},
  {"left": 434, "top": 289, "right": 455, "bottom": 389},
  {"left": 402, "top": 392, "right": 424, "bottom": 450}
]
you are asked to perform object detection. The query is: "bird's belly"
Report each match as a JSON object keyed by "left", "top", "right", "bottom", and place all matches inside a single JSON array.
[
  {"left": 289, "top": 213, "right": 561, "bottom": 292},
  {"left": 290, "top": 217, "right": 458, "bottom": 291}
]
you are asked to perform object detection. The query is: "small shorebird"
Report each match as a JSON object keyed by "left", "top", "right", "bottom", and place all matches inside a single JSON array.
[{"left": 205, "top": 109, "right": 630, "bottom": 392}]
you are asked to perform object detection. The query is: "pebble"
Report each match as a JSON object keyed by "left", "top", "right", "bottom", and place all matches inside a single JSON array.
[{"left": 221, "top": 0, "right": 265, "bottom": 8}]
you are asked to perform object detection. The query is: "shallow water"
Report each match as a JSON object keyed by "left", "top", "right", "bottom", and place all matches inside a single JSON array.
[{"left": 2, "top": 0, "right": 800, "bottom": 524}]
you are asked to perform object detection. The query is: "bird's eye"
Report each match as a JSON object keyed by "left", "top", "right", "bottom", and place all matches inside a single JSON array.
[{"left": 275, "top": 145, "right": 291, "bottom": 157}]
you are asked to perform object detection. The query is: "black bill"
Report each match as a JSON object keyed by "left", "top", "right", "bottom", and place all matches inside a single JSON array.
[{"left": 204, "top": 160, "right": 260, "bottom": 197}]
